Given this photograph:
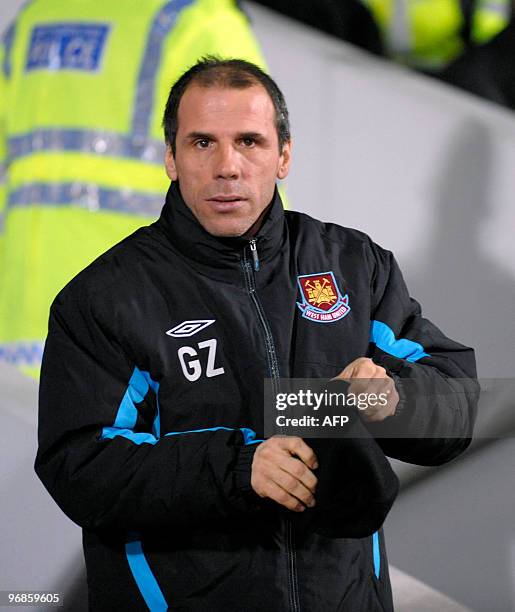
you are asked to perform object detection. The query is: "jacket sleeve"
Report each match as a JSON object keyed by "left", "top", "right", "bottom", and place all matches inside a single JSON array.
[
  {"left": 365, "top": 241, "right": 480, "bottom": 466},
  {"left": 35, "top": 287, "right": 260, "bottom": 532}
]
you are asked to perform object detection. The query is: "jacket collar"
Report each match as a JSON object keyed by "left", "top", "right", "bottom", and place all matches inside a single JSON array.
[{"left": 156, "top": 181, "right": 286, "bottom": 281}]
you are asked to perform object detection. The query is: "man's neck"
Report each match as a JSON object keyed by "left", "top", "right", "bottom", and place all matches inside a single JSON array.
[{"left": 241, "top": 202, "right": 273, "bottom": 240}]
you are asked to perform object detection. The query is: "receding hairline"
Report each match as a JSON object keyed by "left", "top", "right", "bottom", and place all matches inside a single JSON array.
[
  {"left": 185, "top": 65, "right": 268, "bottom": 90},
  {"left": 175, "top": 79, "right": 285, "bottom": 145},
  {"left": 174, "top": 84, "right": 282, "bottom": 153},
  {"left": 162, "top": 57, "right": 291, "bottom": 154},
  {"left": 176, "top": 72, "right": 280, "bottom": 115},
  {"left": 177, "top": 80, "right": 278, "bottom": 115},
  {"left": 179, "top": 79, "right": 274, "bottom": 99}
]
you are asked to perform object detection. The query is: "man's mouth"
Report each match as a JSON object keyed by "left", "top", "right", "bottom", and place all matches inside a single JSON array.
[
  {"left": 206, "top": 195, "right": 248, "bottom": 211},
  {"left": 208, "top": 195, "right": 247, "bottom": 202}
]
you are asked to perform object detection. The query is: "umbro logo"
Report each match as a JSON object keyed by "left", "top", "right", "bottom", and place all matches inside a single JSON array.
[{"left": 166, "top": 320, "right": 215, "bottom": 338}]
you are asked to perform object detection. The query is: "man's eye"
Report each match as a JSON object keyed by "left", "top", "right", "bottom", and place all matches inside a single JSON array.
[
  {"left": 242, "top": 138, "right": 255, "bottom": 147},
  {"left": 195, "top": 139, "right": 210, "bottom": 148}
]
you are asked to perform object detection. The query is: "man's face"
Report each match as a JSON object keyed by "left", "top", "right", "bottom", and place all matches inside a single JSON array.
[{"left": 165, "top": 83, "right": 291, "bottom": 237}]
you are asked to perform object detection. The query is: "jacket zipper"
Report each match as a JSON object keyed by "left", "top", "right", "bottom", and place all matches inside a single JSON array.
[
  {"left": 241, "top": 240, "right": 300, "bottom": 612},
  {"left": 249, "top": 238, "right": 260, "bottom": 271},
  {"left": 241, "top": 240, "right": 279, "bottom": 394}
]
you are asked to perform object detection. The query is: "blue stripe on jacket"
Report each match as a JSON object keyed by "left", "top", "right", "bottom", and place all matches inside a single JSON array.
[{"left": 370, "top": 320, "right": 430, "bottom": 362}]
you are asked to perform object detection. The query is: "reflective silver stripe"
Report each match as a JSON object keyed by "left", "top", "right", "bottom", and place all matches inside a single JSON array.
[
  {"left": 8, "top": 182, "right": 164, "bottom": 217},
  {"left": 2, "top": 22, "right": 16, "bottom": 78},
  {"left": 6, "top": 2, "right": 195, "bottom": 165},
  {"left": 131, "top": 0, "right": 195, "bottom": 137},
  {"left": 387, "top": 0, "right": 412, "bottom": 55},
  {"left": 0, "top": 341, "right": 45, "bottom": 367},
  {"left": 7, "top": 129, "right": 165, "bottom": 164}
]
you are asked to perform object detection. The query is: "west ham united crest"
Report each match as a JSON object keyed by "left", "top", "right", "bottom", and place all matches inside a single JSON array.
[{"left": 296, "top": 271, "right": 350, "bottom": 323}]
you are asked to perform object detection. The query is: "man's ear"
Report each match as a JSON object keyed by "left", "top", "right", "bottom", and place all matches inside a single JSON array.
[
  {"left": 165, "top": 145, "right": 178, "bottom": 181},
  {"left": 277, "top": 140, "right": 292, "bottom": 180}
]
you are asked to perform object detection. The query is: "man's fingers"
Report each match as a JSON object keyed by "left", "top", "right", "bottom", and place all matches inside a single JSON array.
[
  {"left": 332, "top": 358, "right": 399, "bottom": 422},
  {"left": 348, "top": 377, "right": 398, "bottom": 421},
  {"left": 261, "top": 481, "right": 308, "bottom": 512},
  {"left": 251, "top": 436, "right": 319, "bottom": 511},
  {"left": 278, "top": 436, "right": 319, "bottom": 470},
  {"left": 258, "top": 435, "right": 318, "bottom": 468},
  {"left": 362, "top": 385, "right": 399, "bottom": 422},
  {"left": 278, "top": 454, "right": 318, "bottom": 494},
  {"left": 348, "top": 377, "right": 390, "bottom": 396},
  {"left": 271, "top": 466, "right": 316, "bottom": 508},
  {"left": 251, "top": 463, "right": 315, "bottom": 511},
  {"left": 336, "top": 364, "right": 353, "bottom": 380},
  {"left": 335, "top": 357, "right": 385, "bottom": 381}
]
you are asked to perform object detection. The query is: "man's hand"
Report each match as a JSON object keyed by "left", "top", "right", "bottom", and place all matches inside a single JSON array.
[
  {"left": 251, "top": 436, "right": 318, "bottom": 512},
  {"left": 334, "top": 357, "right": 399, "bottom": 422}
]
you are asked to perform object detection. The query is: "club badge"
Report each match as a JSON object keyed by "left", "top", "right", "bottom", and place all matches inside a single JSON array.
[{"left": 296, "top": 272, "right": 350, "bottom": 323}]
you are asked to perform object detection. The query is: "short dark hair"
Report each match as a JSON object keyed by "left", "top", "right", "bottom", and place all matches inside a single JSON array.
[{"left": 162, "top": 56, "right": 291, "bottom": 155}]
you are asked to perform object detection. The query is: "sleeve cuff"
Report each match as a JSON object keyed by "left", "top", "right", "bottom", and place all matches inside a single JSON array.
[
  {"left": 387, "top": 371, "right": 410, "bottom": 419},
  {"left": 234, "top": 443, "right": 260, "bottom": 499},
  {"left": 372, "top": 356, "right": 410, "bottom": 419}
]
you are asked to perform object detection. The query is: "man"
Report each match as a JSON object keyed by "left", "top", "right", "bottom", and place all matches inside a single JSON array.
[
  {"left": 36, "top": 58, "right": 478, "bottom": 610},
  {"left": 0, "top": 0, "right": 265, "bottom": 378}
]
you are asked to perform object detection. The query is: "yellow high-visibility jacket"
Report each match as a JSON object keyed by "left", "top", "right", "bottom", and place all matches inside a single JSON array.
[
  {"left": 0, "top": 0, "right": 266, "bottom": 377},
  {"left": 362, "top": 0, "right": 510, "bottom": 69}
]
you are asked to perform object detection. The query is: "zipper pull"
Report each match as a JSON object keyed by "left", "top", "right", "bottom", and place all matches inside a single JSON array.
[{"left": 249, "top": 239, "right": 260, "bottom": 272}]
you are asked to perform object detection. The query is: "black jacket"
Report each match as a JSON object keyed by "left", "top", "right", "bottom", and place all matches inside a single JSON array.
[{"left": 36, "top": 183, "right": 478, "bottom": 611}]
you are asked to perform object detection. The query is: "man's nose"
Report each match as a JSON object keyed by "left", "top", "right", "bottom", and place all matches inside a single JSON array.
[{"left": 214, "top": 143, "right": 240, "bottom": 180}]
